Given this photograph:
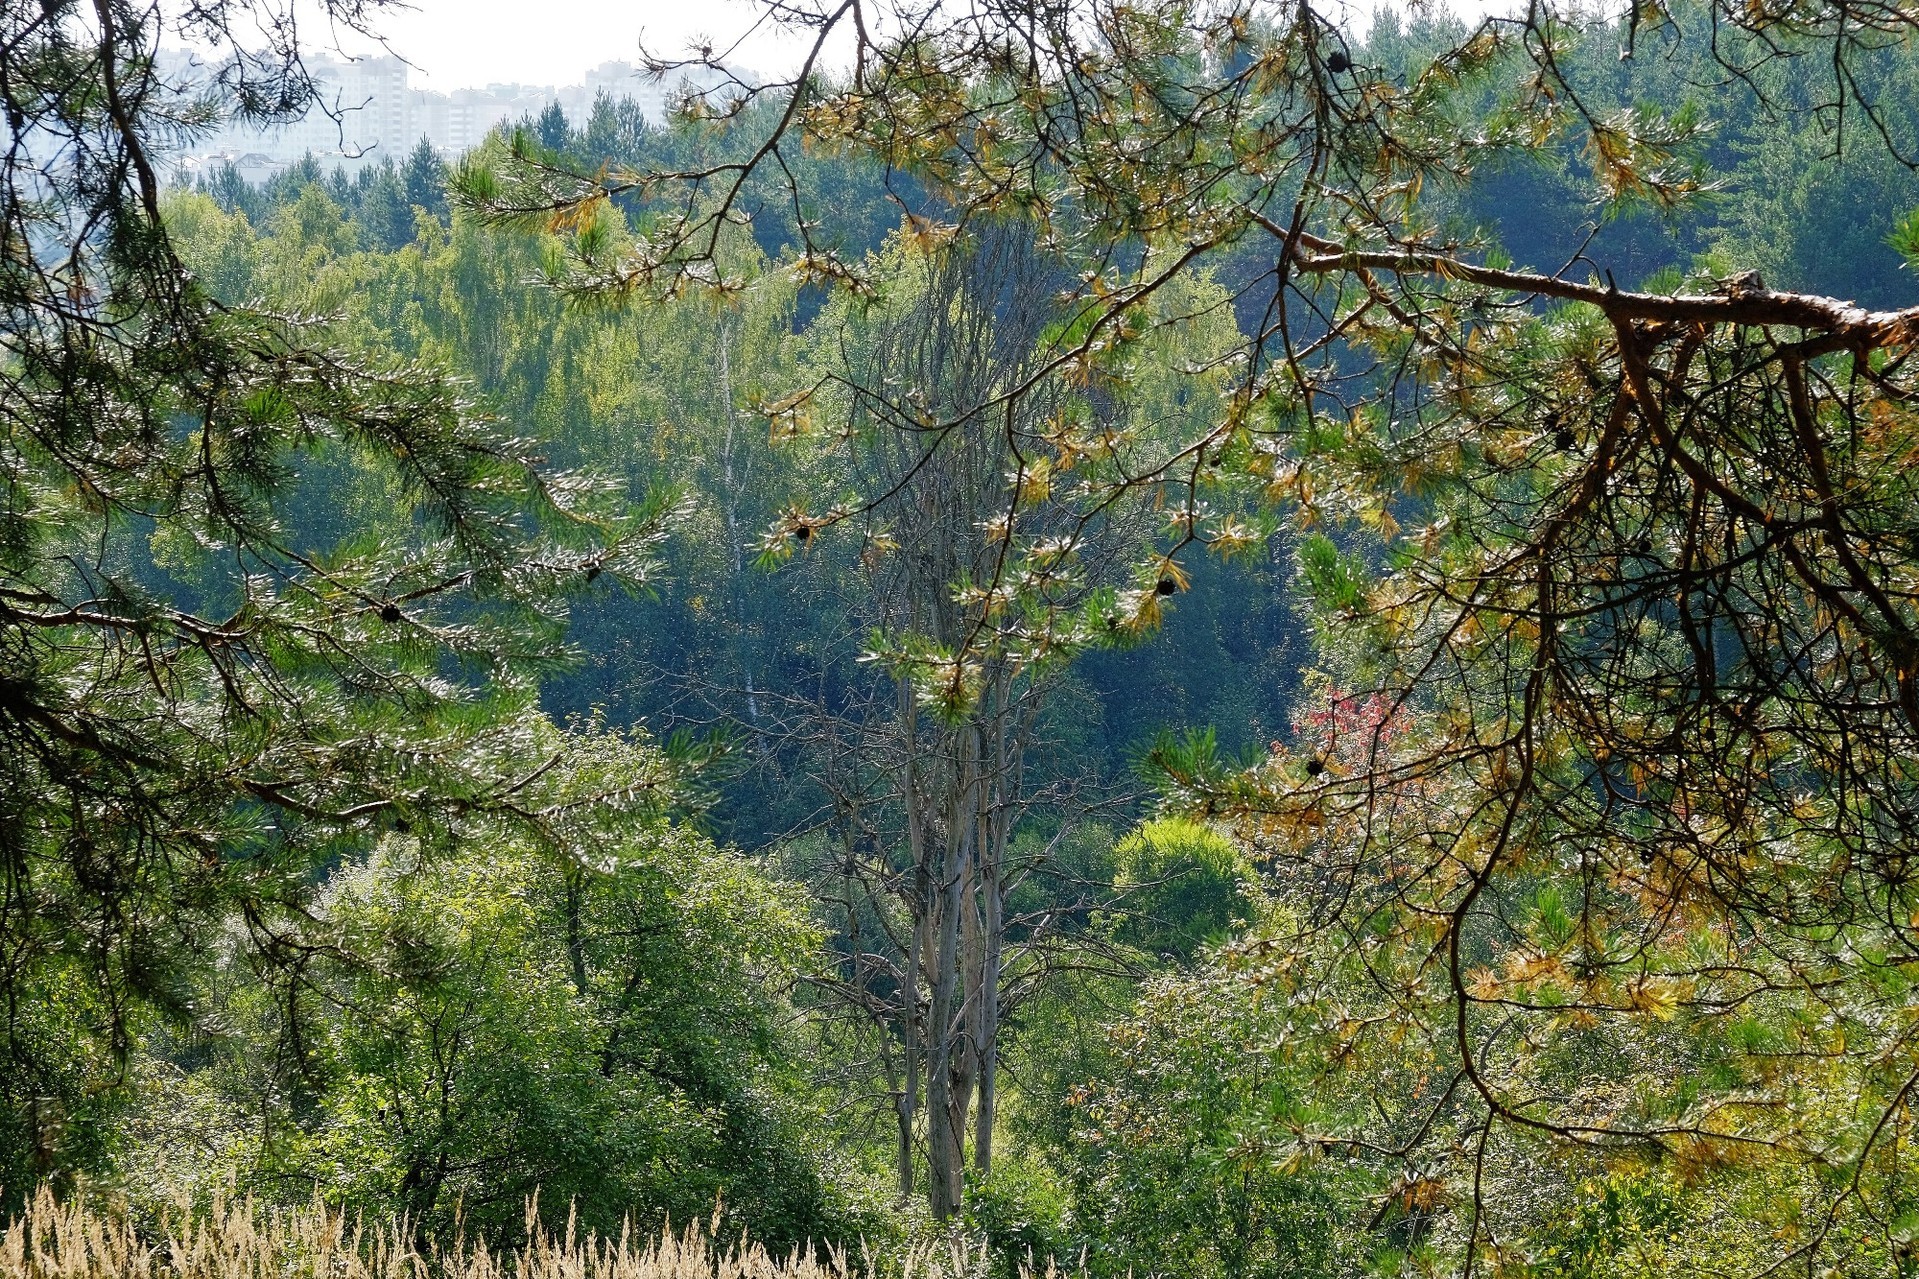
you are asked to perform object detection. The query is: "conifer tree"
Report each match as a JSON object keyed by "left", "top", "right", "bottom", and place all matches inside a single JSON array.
[
  {"left": 467, "top": 0, "right": 1919, "bottom": 1251},
  {"left": 401, "top": 136, "right": 450, "bottom": 219},
  {"left": 0, "top": 0, "right": 662, "bottom": 1191}
]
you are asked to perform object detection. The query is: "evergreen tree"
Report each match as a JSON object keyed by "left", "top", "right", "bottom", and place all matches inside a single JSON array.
[
  {"left": 0, "top": 0, "right": 661, "bottom": 1196},
  {"left": 535, "top": 100, "right": 571, "bottom": 151},
  {"left": 401, "top": 137, "right": 449, "bottom": 220},
  {"left": 357, "top": 158, "right": 415, "bottom": 251},
  {"left": 261, "top": 152, "right": 323, "bottom": 205},
  {"left": 580, "top": 90, "right": 643, "bottom": 160},
  {"left": 199, "top": 160, "right": 264, "bottom": 222}
]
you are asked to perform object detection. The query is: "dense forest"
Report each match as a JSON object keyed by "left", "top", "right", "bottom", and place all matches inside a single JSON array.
[{"left": 9, "top": 0, "right": 1919, "bottom": 1275}]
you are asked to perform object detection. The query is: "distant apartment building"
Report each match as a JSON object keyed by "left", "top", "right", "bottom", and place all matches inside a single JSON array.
[{"left": 162, "top": 51, "right": 738, "bottom": 183}]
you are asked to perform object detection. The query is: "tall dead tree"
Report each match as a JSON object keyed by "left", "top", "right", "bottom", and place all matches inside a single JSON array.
[{"left": 787, "top": 223, "right": 1139, "bottom": 1217}]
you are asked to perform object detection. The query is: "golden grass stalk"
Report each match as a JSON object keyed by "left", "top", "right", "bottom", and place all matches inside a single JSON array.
[{"left": 0, "top": 1188, "right": 1005, "bottom": 1279}]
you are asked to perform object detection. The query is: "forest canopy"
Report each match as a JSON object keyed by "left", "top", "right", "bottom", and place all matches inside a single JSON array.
[{"left": 7, "top": 0, "right": 1919, "bottom": 1275}]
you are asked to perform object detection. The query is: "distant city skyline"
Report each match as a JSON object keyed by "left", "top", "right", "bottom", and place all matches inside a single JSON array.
[
  {"left": 318, "top": 0, "right": 1492, "bottom": 93},
  {"left": 160, "top": 47, "right": 738, "bottom": 183},
  {"left": 153, "top": 0, "right": 805, "bottom": 183},
  {"left": 170, "top": 0, "right": 1511, "bottom": 100},
  {"left": 286, "top": 0, "right": 816, "bottom": 92},
  {"left": 159, "top": 0, "right": 1507, "bottom": 183}
]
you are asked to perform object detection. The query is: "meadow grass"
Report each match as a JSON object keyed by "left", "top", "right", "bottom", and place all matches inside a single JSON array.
[{"left": 0, "top": 1189, "right": 1000, "bottom": 1279}]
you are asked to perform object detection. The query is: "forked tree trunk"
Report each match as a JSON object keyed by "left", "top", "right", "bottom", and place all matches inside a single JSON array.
[{"left": 803, "top": 226, "right": 1094, "bottom": 1222}]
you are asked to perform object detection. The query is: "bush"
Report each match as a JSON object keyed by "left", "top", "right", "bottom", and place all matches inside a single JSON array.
[
  {"left": 111, "top": 809, "right": 855, "bottom": 1248},
  {"left": 1105, "top": 819, "right": 1254, "bottom": 961}
]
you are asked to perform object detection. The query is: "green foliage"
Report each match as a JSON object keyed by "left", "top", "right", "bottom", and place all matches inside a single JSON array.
[
  {"left": 309, "top": 838, "right": 831, "bottom": 1242},
  {"left": 1105, "top": 819, "right": 1254, "bottom": 961},
  {"left": 113, "top": 735, "right": 851, "bottom": 1245},
  {"left": 1892, "top": 206, "right": 1919, "bottom": 268},
  {"left": 26, "top": 0, "right": 1919, "bottom": 1265},
  {"left": 963, "top": 1160, "right": 1073, "bottom": 1278},
  {"left": 0, "top": 5, "right": 663, "bottom": 1201},
  {"left": 1048, "top": 927, "right": 1372, "bottom": 1279},
  {"left": 1527, "top": 1168, "right": 1683, "bottom": 1279},
  {"left": 403, "top": 139, "right": 452, "bottom": 220},
  {"left": 1295, "top": 534, "right": 1368, "bottom": 614}
]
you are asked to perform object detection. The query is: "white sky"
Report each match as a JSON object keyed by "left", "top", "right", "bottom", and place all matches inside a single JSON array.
[
  {"left": 306, "top": 0, "right": 826, "bottom": 89},
  {"left": 279, "top": 0, "right": 1469, "bottom": 92}
]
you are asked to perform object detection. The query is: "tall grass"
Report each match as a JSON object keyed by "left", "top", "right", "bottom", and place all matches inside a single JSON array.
[{"left": 0, "top": 1189, "right": 1006, "bottom": 1279}]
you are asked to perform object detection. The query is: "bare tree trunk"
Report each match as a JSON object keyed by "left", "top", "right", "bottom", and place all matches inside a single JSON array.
[
  {"left": 950, "top": 719, "right": 988, "bottom": 1177},
  {"left": 926, "top": 878, "right": 960, "bottom": 1218},
  {"left": 974, "top": 714, "right": 1006, "bottom": 1176},
  {"left": 898, "top": 678, "right": 927, "bottom": 1202},
  {"left": 978, "top": 674, "right": 1033, "bottom": 1176},
  {"left": 927, "top": 727, "right": 979, "bottom": 1219},
  {"left": 973, "top": 899, "right": 1001, "bottom": 1178},
  {"left": 951, "top": 884, "right": 980, "bottom": 1188}
]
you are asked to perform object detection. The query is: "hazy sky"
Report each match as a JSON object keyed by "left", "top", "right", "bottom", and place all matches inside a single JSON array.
[
  {"left": 298, "top": 0, "right": 1432, "bottom": 91},
  {"left": 310, "top": 0, "right": 824, "bottom": 89}
]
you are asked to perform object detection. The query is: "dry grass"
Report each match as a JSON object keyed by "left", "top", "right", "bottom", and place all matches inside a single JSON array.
[{"left": 0, "top": 1189, "right": 1007, "bottom": 1279}]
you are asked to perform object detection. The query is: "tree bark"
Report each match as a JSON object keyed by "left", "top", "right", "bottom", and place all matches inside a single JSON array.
[
  {"left": 926, "top": 727, "right": 978, "bottom": 1219},
  {"left": 973, "top": 727, "right": 1006, "bottom": 1177}
]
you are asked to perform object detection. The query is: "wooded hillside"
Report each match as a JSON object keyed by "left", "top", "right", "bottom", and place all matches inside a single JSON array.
[{"left": 7, "top": 0, "right": 1919, "bottom": 1274}]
